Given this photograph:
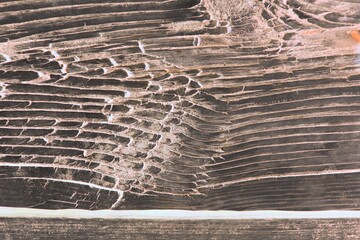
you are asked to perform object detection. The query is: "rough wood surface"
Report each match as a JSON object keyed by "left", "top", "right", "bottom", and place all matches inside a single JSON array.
[
  {"left": 0, "top": 218, "right": 359, "bottom": 240},
  {"left": 0, "top": 0, "right": 360, "bottom": 210}
]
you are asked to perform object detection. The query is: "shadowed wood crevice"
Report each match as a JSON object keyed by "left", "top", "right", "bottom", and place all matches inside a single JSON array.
[{"left": 0, "top": 0, "right": 359, "bottom": 210}]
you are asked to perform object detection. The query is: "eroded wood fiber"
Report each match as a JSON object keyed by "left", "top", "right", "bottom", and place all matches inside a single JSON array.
[{"left": 0, "top": 0, "right": 359, "bottom": 210}]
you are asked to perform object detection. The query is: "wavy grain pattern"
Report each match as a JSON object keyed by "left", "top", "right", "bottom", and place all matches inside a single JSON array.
[{"left": 0, "top": 0, "right": 359, "bottom": 210}]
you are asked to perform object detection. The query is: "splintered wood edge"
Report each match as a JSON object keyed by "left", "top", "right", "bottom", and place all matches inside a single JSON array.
[{"left": 0, "top": 207, "right": 359, "bottom": 219}]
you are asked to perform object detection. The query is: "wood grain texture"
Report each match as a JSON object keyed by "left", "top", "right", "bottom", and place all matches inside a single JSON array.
[
  {"left": 0, "top": 0, "right": 360, "bottom": 210},
  {"left": 0, "top": 218, "right": 359, "bottom": 240}
]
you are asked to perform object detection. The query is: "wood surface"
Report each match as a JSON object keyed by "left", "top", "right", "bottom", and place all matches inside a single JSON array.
[
  {"left": 0, "top": 218, "right": 359, "bottom": 240},
  {"left": 0, "top": 0, "right": 360, "bottom": 211}
]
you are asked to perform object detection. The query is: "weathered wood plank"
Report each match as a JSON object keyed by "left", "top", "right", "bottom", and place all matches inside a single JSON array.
[{"left": 0, "top": 0, "right": 360, "bottom": 210}]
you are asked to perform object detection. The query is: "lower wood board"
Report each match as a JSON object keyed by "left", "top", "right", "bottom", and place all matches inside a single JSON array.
[{"left": 0, "top": 218, "right": 359, "bottom": 240}]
